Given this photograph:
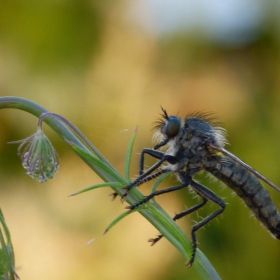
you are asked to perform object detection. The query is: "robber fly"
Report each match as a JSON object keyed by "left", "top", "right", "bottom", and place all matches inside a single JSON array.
[{"left": 121, "top": 107, "right": 280, "bottom": 266}]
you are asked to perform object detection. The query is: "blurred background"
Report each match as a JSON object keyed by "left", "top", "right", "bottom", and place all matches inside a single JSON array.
[{"left": 0, "top": 0, "right": 280, "bottom": 279}]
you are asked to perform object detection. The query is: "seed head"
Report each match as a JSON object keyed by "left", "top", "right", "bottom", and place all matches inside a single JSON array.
[{"left": 9, "top": 127, "right": 59, "bottom": 183}]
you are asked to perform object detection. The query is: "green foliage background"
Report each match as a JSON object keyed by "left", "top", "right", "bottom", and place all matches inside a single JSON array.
[{"left": 0, "top": 1, "right": 280, "bottom": 279}]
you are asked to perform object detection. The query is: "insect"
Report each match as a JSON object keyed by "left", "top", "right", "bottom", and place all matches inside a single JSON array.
[{"left": 121, "top": 107, "right": 280, "bottom": 266}]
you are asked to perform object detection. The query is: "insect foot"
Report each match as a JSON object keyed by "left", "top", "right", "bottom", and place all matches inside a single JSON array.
[
  {"left": 120, "top": 187, "right": 130, "bottom": 203},
  {"left": 148, "top": 235, "right": 163, "bottom": 245},
  {"left": 109, "top": 192, "right": 118, "bottom": 201},
  {"left": 124, "top": 201, "right": 142, "bottom": 211},
  {"left": 185, "top": 259, "right": 194, "bottom": 268}
]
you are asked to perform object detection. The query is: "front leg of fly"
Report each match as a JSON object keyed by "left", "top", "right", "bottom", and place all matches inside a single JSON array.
[
  {"left": 139, "top": 149, "right": 166, "bottom": 175},
  {"left": 126, "top": 174, "right": 191, "bottom": 210},
  {"left": 122, "top": 149, "right": 178, "bottom": 201},
  {"left": 154, "top": 138, "right": 169, "bottom": 150}
]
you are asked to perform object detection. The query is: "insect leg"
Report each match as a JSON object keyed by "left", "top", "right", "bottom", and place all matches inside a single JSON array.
[
  {"left": 186, "top": 179, "right": 226, "bottom": 266},
  {"left": 154, "top": 139, "right": 169, "bottom": 150},
  {"left": 149, "top": 199, "right": 207, "bottom": 245},
  {"left": 111, "top": 170, "right": 166, "bottom": 202},
  {"left": 126, "top": 175, "right": 191, "bottom": 210},
  {"left": 109, "top": 169, "right": 169, "bottom": 201},
  {"left": 139, "top": 149, "right": 164, "bottom": 175},
  {"left": 122, "top": 151, "right": 178, "bottom": 201},
  {"left": 139, "top": 148, "right": 177, "bottom": 175},
  {"left": 137, "top": 170, "right": 169, "bottom": 185}
]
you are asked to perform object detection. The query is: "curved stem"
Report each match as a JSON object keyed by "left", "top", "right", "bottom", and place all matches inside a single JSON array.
[
  {"left": 0, "top": 97, "right": 115, "bottom": 182},
  {"left": 38, "top": 112, "right": 113, "bottom": 168}
]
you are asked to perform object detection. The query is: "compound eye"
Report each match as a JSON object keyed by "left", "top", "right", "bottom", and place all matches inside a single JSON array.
[{"left": 162, "top": 117, "right": 181, "bottom": 138}]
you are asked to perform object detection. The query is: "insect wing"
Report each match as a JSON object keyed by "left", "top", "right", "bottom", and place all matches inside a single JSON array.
[{"left": 208, "top": 144, "right": 280, "bottom": 193}]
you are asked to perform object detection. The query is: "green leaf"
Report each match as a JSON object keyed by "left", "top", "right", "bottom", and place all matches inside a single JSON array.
[
  {"left": 124, "top": 126, "right": 138, "bottom": 182},
  {"left": 103, "top": 210, "right": 131, "bottom": 235},
  {"left": 104, "top": 203, "right": 148, "bottom": 235},
  {"left": 151, "top": 172, "right": 172, "bottom": 196},
  {"left": 0, "top": 208, "right": 19, "bottom": 280},
  {"left": 69, "top": 182, "right": 122, "bottom": 196}
]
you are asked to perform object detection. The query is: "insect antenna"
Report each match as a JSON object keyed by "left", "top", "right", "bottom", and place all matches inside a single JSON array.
[
  {"left": 208, "top": 143, "right": 280, "bottom": 193},
  {"left": 160, "top": 106, "right": 169, "bottom": 119}
]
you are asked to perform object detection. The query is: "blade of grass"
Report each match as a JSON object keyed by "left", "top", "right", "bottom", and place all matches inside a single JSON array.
[
  {"left": 150, "top": 172, "right": 172, "bottom": 203},
  {"left": 151, "top": 172, "right": 172, "bottom": 193},
  {"left": 0, "top": 209, "right": 19, "bottom": 280},
  {"left": 124, "top": 126, "right": 138, "bottom": 182},
  {"left": 69, "top": 182, "right": 122, "bottom": 196},
  {"left": 104, "top": 204, "right": 148, "bottom": 235},
  {"left": 103, "top": 210, "right": 131, "bottom": 235}
]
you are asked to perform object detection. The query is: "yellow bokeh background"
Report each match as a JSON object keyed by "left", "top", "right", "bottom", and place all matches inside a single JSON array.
[{"left": 0, "top": 1, "right": 280, "bottom": 279}]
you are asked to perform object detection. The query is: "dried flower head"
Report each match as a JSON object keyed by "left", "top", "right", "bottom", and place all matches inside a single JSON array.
[{"left": 9, "top": 127, "right": 59, "bottom": 183}]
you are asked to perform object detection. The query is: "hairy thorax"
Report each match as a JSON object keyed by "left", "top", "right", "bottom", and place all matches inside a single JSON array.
[{"left": 169, "top": 131, "right": 216, "bottom": 173}]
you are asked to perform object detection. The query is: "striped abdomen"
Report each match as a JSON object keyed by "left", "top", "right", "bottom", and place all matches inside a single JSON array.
[{"left": 206, "top": 157, "right": 280, "bottom": 239}]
